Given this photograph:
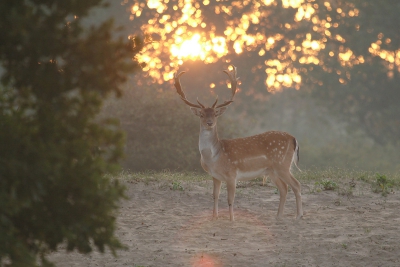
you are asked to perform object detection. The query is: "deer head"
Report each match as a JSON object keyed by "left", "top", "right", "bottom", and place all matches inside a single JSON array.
[{"left": 174, "top": 66, "right": 239, "bottom": 129}]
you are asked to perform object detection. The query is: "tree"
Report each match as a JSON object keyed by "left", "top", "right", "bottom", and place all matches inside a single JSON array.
[
  {"left": 0, "top": 0, "right": 142, "bottom": 266},
  {"left": 123, "top": 0, "right": 400, "bottom": 145},
  {"left": 305, "top": 0, "right": 400, "bottom": 145}
]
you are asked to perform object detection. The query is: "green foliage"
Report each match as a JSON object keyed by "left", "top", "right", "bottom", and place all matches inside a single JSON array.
[
  {"left": 0, "top": 0, "right": 142, "bottom": 266},
  {"left": 373, "top": 173, "right": 394, "bottom": 196},
  {"left": 171, "top": 181, "right": 184, "bottom": 191},
  {"left": 315, "top": 180, "right": 338, "bottom": 191},
  {"left": 102, "top": 84, "right": 242, "bottom": 172}
]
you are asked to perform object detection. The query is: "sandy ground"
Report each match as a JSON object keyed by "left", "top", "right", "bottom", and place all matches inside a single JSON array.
[{"left": 49, "top": 179, "right": 400, "bottom": 267}]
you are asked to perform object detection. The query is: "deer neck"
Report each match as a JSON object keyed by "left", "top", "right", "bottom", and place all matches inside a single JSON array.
[{"left": 198, "top": 124, "right": 222, "bottom": 161}]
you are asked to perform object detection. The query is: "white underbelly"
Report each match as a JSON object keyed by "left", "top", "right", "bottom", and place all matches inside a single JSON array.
[{"left": 235, "top": 168, "right": 267, "bottom": 181}]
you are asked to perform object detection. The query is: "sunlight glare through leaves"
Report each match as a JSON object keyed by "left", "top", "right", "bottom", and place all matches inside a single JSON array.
[{"left": 127, "top": 0, "right": 399, "bottom": 90}]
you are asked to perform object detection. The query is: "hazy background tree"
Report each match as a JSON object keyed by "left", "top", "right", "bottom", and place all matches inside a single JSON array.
[
  {"left": 0, "top": 0, "right": 142, "bottom": 266},
  {"left": 298, "top": 0, "right": 400, "bottom": 145},
  {"left": 102, "top": 78, "right": 242, "bottom": 172}
]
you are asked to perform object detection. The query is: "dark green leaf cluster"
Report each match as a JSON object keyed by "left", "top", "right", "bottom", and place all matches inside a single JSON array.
[{"left": 0, "top": 0, "right": 142, "bottom": 266}]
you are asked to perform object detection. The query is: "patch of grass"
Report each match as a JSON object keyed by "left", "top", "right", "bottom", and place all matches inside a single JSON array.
[
  {"left": 372, "top": 173, "right": 394, "bottom": 196},
  {"left": 114, "top": 170, "right": 209, "bottom": 184},
  {"left": 297, "top": 167, "right": 372, "bottom": 184},
  {"left": 171, "top": 180, "right": 184, "bottom": 191},
  {"left": 112, "top": 168, "right": 400, "bottom": 197},
  {"left": 315, "top": 179, "right": 338, "bottom": 191},
  {"left": 297, "top": 167, "right": 400, "bottom": 196}
]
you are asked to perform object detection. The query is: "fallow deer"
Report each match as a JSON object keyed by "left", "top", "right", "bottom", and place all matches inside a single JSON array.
[{"left": 173, "top": 66, "right": 303, "bottom": 221}]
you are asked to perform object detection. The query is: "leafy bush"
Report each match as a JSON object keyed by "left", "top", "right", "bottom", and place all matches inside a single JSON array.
[
  {"left": 171, "top": 181, "right": 184, "bottom": 191},
  {"left": 373, "top": 173, "right": 394, "bottom": 196},
  {"left": 315, "top": 179, "right": 338, "bottom": 191}
]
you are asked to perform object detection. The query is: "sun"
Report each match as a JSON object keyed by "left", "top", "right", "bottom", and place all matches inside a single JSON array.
[{"left": 170, "top": 34, "right": 206, "bottom": 60}]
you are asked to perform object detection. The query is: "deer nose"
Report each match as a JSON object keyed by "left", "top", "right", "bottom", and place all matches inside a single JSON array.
[{"left": 207, "top": 122, "right": 213, "bottom": 126}]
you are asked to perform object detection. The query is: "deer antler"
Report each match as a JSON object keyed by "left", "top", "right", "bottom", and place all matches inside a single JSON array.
[
  {"left": 174, "top": 66, "right": 239, "bottom": 109},
  {"left": 214, "top": 65, "right": 239, "bottom": 109},
  {"left": 211, "top": 96, "right": 219, "bottom": 108},
  {"left": 174, "top": 71, "right": 205, "bottom": 108}
]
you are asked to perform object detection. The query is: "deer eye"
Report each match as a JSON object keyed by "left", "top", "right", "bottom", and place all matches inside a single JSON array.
[{"left": 200, "top": 114, "right": 204, "bottom": 118}]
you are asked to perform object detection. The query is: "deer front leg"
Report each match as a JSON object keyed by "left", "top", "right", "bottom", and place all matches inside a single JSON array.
[
  {"left": 226, "top": 180, "right": 236, "bottom": 221},
  {"left": 212, "top": 177, "right": 222, "bottom": 219}
]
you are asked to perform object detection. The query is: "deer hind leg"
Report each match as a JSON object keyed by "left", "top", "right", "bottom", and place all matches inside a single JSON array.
[
  {"left": 226, "top": 180, "right": 236, "bottom": 221},
  {"left": 290, "top": 172, "right": 304, "bottom": 220},
  {"left": 276, "top": 170, "right": 303, "bottom": 220},
  {"left": 212, "top": 177, "right": 222, "bottom": 219},
  {"left": 270, "top": 174, "right": 288, "bottom": 219}
]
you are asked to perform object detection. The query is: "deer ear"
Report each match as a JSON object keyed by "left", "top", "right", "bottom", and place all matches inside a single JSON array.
[
  {"left": 190, "top": 107, "right": 202, "bottom": 117},
  {"left": 215, "top": 107, "right": 227, "bottom": 117}
]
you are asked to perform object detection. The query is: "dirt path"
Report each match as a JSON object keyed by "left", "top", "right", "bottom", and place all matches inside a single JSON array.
[{"left": 49, "top": 179, "right": 400, "bottom": 266}]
